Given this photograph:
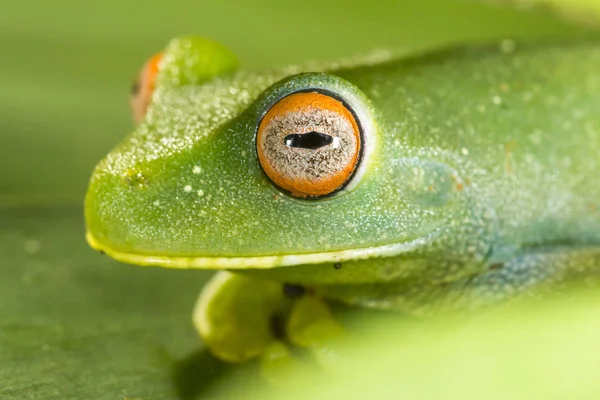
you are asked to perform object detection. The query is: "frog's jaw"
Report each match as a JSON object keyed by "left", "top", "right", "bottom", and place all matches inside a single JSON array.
[{"left": 85, "top": 227, "right": 443, "bottom": 270}]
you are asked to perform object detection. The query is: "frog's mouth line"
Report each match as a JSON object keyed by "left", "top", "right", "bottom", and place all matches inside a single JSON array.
[{"left": 86, "top": 228, "right": 442, "bottom": 270}]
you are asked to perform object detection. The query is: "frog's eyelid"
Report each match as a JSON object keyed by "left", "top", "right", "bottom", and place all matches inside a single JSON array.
[{"left": 130, "top": 52, "right": 164, "bottom": 124}]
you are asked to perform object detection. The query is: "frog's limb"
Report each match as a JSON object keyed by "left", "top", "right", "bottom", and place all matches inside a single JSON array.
[
  {"left": 317, "top": 246, "right": 600, "bottom": 313},
  {"left": 193, "top": 271, "right": 292, "bottom": 363},
  {"left": 193, "top": 272, "right": 345, "bottom": 371}
]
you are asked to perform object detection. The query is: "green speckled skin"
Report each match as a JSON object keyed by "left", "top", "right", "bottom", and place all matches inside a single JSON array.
[{"left": 86, "top": 37, "right": 600, "bottom": 318}]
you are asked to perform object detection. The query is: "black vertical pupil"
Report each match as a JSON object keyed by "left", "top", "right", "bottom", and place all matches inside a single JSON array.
[{"left": 284, "top": 131, "right": 333, "bottom": 150}]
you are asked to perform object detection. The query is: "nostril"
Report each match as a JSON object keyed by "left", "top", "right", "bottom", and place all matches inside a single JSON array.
[{"left": 284, "top": 131, "right": 334, "bottom": 150}]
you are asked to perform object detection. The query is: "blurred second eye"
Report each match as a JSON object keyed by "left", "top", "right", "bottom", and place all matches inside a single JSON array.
[{"left": 130, "top": 52, "right": 163, "bottom": 124}]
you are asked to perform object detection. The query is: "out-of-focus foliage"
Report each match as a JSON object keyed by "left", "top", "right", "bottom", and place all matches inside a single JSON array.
[
  {"left": 216, "top": 288, "right": 600, "bottom": 399},
  {"left": 0, "top": 0, "right": 581, "bottom": 206},
  {"left": 488, "top": 0, "right": 600, "bottom": 27},
  {"left": 0, "top": 0, "right": 596, "bottom": 398}
]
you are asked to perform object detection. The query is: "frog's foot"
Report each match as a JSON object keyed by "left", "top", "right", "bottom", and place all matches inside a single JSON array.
[
  {"left": 192, "top": 271, "right": 293, "bottom": 363},
  {"left": 193, "top": 272, "right": 347, "bottom": 373}
]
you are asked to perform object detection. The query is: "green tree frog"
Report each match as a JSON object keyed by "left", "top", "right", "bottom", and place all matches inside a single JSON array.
[{"left": 85, "top": 37, "right": 600, "bottom": 364}]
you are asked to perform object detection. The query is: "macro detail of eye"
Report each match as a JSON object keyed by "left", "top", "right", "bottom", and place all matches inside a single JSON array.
[
  {"left": 130, "top": 52, "right": 163, "bottom": 123},
  {"left": 256, "top": 91, "right": 363, "bottom": 198}
]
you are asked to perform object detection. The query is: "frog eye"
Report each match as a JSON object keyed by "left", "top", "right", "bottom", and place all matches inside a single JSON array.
[
  {"left": 130, "top": 53, "right": 163, "bottom": 123},
  {"left": 256, "top": 90, "right": 363, "bottom": 198}
]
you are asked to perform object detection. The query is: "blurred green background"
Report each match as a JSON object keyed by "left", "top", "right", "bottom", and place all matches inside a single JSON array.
[
  {"left": 0, "top": 0, "right": 593, "bottom": 399},
  {"left": 0, "top": 0, "right": 582, "bottom": 206}
]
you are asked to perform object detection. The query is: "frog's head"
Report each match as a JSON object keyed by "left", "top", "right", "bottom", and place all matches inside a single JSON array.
[{"left": 85, "top": 37, "right": 487, "bottom": 275}]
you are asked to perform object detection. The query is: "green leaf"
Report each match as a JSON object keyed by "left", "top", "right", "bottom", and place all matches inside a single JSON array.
[{"left": 0, "top": 207, "right": 246, "bottom": 399}]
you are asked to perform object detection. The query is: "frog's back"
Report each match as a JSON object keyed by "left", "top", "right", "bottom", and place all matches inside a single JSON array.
[
  {"left": 307, "top": 40, "right": 600, "bottom": 311},
  {"left": 340, "top": 40, "right": 600, "bottom": 250}
]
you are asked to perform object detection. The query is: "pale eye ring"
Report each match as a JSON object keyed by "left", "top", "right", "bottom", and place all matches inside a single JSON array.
[{"left": 256, "top": 90, "right": 364, "bottom": 198}]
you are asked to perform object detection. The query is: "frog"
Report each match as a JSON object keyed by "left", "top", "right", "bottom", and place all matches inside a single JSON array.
[{"left": 85, "top": 36, "right": 600, "bottom": 366}]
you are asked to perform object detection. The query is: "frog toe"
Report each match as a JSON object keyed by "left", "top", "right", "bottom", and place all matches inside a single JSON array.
[{"left": 193, "top": 271, "right": 292, "bottom": 363}]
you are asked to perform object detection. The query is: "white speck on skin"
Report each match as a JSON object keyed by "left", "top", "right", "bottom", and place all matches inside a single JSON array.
[
  {"left": 153, "top": 200, "right": 160, "bottom": 206},
  {"left": 492, "top": 96, "right": 502, "bottom": 105},
  {"left": 197, "top": 189, "right": 204, "bottom": 197},
  {"left": 192, "top": 166, "right": 201, "bottom": 174},
  {"left": 184, "top": 185, "right": 193, "bottom": 193},
  {"left": 461, "top": 147, "right": 469, "bottom": 156}
]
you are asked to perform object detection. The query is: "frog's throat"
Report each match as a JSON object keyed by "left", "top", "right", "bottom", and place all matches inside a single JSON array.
[{"left": 86, "top": 228, "right": 443, "bottom": 270}]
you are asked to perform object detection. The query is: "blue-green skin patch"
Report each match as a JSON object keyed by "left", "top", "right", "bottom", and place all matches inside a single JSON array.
[{"left": 86, "top": 37, "right": 600, "bottom": 360}]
